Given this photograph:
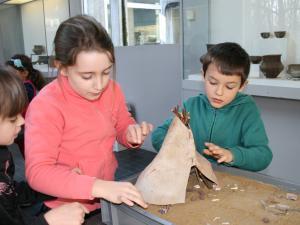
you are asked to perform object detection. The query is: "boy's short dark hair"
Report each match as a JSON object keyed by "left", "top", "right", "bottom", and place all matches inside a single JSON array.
[
  {"left": 0, "top": 66, "right": 27, "bottom": 118},
  {"left": 200, "top": 42, "right": 250, "bottom": 86}
]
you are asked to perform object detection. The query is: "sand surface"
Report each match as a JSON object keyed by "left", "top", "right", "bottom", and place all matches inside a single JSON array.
[{"left": 146, "top": 171, "right": 300, "bottom": 225}]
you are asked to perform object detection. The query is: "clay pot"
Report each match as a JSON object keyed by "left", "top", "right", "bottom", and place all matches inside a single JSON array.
[
  {"left": 250, "top": 56, "right": 262, "bottom": 64},
  {"left": 260, "top": 54, "right": 284, "bottom": 78},
  {"left": 274, "top": 31, "right": 286, "bottom": 38},
  {"left": 260, "top": 32, "right": 270, "bottom": 39}
]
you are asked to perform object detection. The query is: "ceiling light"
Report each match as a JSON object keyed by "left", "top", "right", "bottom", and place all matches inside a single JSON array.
[{"left": 3, "top": 0, "right": 35, "bottom": 5}]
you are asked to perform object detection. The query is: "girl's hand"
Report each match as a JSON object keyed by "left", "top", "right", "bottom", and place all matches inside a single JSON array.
[
  {"left": 92, "top": 180, "right": 148, "bottom": 208},
  {"left": 203, "top": 142, "right": 233, "bottom": 163},
  {"left": 126, "top": 121, "right": 153, "bottom": 145},
  {"left": 44, "top": 202, "right": 89, "bottom": 225}
]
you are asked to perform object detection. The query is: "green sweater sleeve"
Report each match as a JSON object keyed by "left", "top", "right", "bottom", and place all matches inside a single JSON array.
[
  {"left": 151, "top": 118, "right": 173, "bottom": 151},
  {"left": 229, "top": 144, "right": 272, "bottom": 171},
  {"left": 227, "top": 104, "right": 273, "bottom": 171}
]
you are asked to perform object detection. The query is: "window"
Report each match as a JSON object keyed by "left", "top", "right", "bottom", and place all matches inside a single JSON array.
[
  {"left": 125, "top": 1, "right": 161, "bottom": 45},
  {"left": 83, "top": 0, "right": 180, "bottom": 46}
]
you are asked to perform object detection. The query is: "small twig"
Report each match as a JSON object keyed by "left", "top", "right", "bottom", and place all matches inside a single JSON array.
[
  {"left": 172, "top": 105, "right": 190, "bottom": 128},
  {"left": 158, "top": 205, "right": 170, "bottom": 214}
]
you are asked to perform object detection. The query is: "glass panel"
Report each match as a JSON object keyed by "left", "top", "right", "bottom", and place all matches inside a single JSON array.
[
  {"left": 0, "top": 0, "right": 69, "bottom": 79},
  {"left": 83, "top": 0, "right": 112, "bottom": 36},
  {"left": 127, "top": 8, "right": 160, "bottom": 45},
  {"left": 83, "top": 0, "right": 180, "bottom": 46},
  {"left": 124, "top": 0, "right": 180, "bottom": 46},
  {"left": 128, "top": 0, "right": 160, "bottom": 3},
  {"left": 0, "top": 4, "right": 26, "bottom": 61},
  {"left": 182, "top": 0, "right": 209, "bottom": 79}
]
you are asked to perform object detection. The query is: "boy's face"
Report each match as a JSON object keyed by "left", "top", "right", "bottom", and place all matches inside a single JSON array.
[
  {"left": 204, "top": 63, "right": 246, "bottom": 109},
  {"left": 0, "top": 114, "right": 24, "bottom": 145}
]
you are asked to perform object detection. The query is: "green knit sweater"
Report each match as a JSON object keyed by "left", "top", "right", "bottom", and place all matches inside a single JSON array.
[{"left": 152, "top": 93, "right": 273, "bottom": 172}]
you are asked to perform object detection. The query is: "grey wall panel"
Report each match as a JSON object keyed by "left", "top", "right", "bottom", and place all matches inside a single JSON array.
[
  {"left": 254, "top": 96, "right": 300, "bottom": 187},
  {"left": 115, "top": 44, "right": 182, "bottom": 151}
]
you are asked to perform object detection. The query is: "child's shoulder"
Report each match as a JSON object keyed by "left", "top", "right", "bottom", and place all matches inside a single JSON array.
[
  {"left": 184, "top": 94, "right": 208, "bottom": 106},
  {"left": 29, "top": 79, "right": 63, "bottom": 108},
  {"left": 234, "top": 93, "right": 257, "bottom": 107},
  {"left": 36, "top": 79, "right": 61, "bottom": 98},
  {"left": 233, "top": 93, "right": 261, "bottom": 116}
]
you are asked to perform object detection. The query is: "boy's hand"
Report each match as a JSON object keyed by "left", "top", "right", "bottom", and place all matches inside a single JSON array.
[
  {"left": 203, "top": 142, "right": 233, "bottom": 163},
  {"left": 44, "top": 202, "right": 89, "bottom": 225},
  {"left": 126, "top": 122, "right": 153, "bottom": 145}
]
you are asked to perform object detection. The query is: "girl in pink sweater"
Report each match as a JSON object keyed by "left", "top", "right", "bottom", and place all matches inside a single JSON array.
[{"left": 25, "top": 15, "right": 152, "bottom": 213}]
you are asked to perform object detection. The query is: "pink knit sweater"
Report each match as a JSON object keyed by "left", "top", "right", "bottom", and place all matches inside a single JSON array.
[{"left": 25, "top": 76, "right": 136, "bottom": 211}]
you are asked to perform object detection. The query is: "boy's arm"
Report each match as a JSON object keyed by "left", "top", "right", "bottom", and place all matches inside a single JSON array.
[
  {"left": 0, "top": 203, "right": 48, "bottom": 225},
  {"left": 151, "top": 102, "right": 190, "bottom": 151},
  {"left": 15, "top": 181, "right": 55, "bottom": 207},
  {"left": 0, "top": 204, "right": 24, "bottom": 225},
  {"left": 151, "top": 118, "right": 173, "bottom": 151},
  {"left": 227, "top": 144, "right": 272, "bottom": 172},
  {"left": 225, "top": 104, "right": 273, "bottom": 172}
]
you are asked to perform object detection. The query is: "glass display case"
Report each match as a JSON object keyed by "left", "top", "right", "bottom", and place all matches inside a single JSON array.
[
  {"left": 0, "top": 0, "right": 69, "bottom": 79},
  {"left": 182, "top": 0, "right": 209, "bottom": 80}
]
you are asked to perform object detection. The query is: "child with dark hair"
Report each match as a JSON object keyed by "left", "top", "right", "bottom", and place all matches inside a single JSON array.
[
  {"left": 0, "top": 66, "right": 89, "bottom": 225},
  {"left": 7, "top": 54, "right": 46, "bottom": 102},
  {"left": 152, "top": 42, "right": 273, "bottom": 172},
  {"left": 25, "top": 15, "right": 152, "bottom": 215}
]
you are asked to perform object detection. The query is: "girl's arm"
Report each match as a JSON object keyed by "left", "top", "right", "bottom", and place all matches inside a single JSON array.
[
  {"left": 113, "top": 83, "right": 152, "bottom": 148},
  {"left": 25, "top": 98, "right": 96, "bottom": 200}
]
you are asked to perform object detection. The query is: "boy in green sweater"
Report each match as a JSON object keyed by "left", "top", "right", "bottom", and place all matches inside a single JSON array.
[{"left": 152, "top": 42, "right": 272, "bottom": 172}]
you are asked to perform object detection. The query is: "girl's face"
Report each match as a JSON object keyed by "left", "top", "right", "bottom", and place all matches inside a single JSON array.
[
  {"left": 8, "top": 66, "right": 28, "bottom": 81},
  {"left": 61, "top": 51, "right": 113, "bottom": 101},
  {"left": 204, "top": 63, "right": 247, "bottom": 108},
  {"left": 17, "top": 70, "right": 29, "bottom": 81},
  {"left": 0, "top": 114, "right": 24, "bottom": 145}
]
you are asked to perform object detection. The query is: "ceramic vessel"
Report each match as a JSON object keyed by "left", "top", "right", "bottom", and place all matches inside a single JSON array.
[
  {"left": 274, "top": 31, "right": 286, "bottom": 38},
  {"left": 250, "top": 56, "right": 262, "bottom": 64},
  {"left": 260, "top": 32, "right": 270, "bottom": 39},
  {"left": 32, "top": 45, "right": 44, "bottom": 55},
  {"left": 260, "top": 54, "right": 284, "bottom": 78},
  {"left": 287, "top": 64, "right": 300, "bottom": 78}
]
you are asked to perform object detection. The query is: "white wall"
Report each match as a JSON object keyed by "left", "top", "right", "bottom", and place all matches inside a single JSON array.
[
  {"left": 210, "top": 0, "right": 300, "bottom": 66},
  {"left": 21, "top": 0, "right": 46, "bottom": 56},
  {"left": 43, "top": 0, "right": 69, "bottom": 55}
]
